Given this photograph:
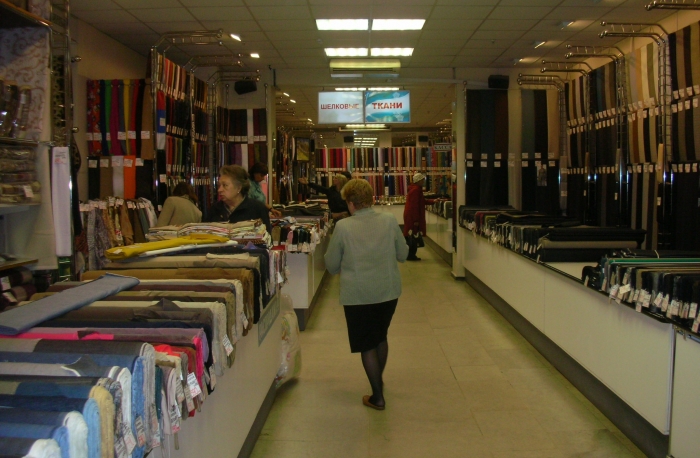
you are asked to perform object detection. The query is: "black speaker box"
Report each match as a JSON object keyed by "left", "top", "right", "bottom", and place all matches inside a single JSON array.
[
  {"left": 418, "top": 135, "right": 429, "bottom": 143},
  {"left": 343, "top": 136, "right": 354, "bottom": 143},
  {"left": 488, "top": 75, "right": 509, "bottom": 90},
  {"left": 234, "top": 80, "right": 257, "bottom": 95}
]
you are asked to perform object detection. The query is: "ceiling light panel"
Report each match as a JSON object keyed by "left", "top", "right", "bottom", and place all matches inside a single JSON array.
[
  {"left": 371, "top": 19, "right": 425, "bottom": 31},
  {"left": 316, "top": 19, "right": 369, "bottom": 30},
  {"left": 325, "top": 48, "right": 369, "bottom": 57},
  {"left": 371, "top": 48, "right": 414, "bottom": 57}
]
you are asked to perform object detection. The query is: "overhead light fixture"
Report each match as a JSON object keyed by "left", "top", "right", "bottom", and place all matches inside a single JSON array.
[
  {"left": 331, "top": 73, "right": 363, "bottom": 78},
  {"left": 368, "top": 87, "right": 400, "bottom": 91},
  {"left": 316, "top": 19, "right": 369, "bottom": 30},
  {"left": 325, "top": 48, "right": 369, "bottom": 57},
  {"left": 335, "top": 87, "right": 367, "bottom": 91},
  {"left": 533, "top": 41, "right": 546, "bottom": 48},
  {"left": 283, "top": 92, "right": 289, "bottom": 97},
  {"left": 290, "top": 99, "right": 296, "bottom": 103},
  {"left": 344, "top": 124, "right": 387, "bottom": 129},
  {"left": 513, "top": 58, "right": 523, "bottom": 65},
  {"left": 560, "top": 21, "right": 575, "bottom": 29},
  {"left": 230, "top": 33, "right": 241, "bottom": 41},
  {"left": 250, "top": 53, "right": 260, "bottom": 58},
  {"left": 370, "top": 48, "right": 413, "bottom": 57},
  {"left": 372, "top": 19, "right": 425, "bottom": 30}
]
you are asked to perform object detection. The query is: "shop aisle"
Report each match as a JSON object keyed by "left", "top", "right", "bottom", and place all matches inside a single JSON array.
[{"left": 252, "top": 246, "right": 645, "bottom": 458}]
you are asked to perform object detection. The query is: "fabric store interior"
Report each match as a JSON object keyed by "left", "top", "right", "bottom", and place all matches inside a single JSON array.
[{"left": 2, "top": 0, "right": 700, "bottom": 457}]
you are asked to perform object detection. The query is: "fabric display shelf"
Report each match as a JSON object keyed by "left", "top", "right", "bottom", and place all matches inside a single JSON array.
[
  {"left": 74, "top": 198, "right": 158, "bottom": 274},
  {"left": 457, "top": 226, "right": 673, "bottom": 458},
  {"left": 0, "top": 243, "right": 286, "bottom": 458},
  {"left": 214, "top": 107, "right": 268, "bottom": 175},
  {"left": 0, "top": 265, "right": 37, "bottom": 311},
  {"left": 146, "top": 221, "right": 272, "bottom": 248},
  {"left": 457, "top": 206, "right": 646, "bottom": 263},
  {"left": 425, "top": 200, "right": 454, "bottom": 262},
  {"left": 271, "top": 217, "right": 330, "bottom": 331}
]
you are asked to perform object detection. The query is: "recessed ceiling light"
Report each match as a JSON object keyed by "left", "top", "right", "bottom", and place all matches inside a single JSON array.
[
  {"left": 316, "top": 19, "right": 369, "bottom": 30},
  {"left": 230, "top": 33, "right": 241, "bottom": 41},
  {"left": 283, "top": 92, "right": 289, "bottom": 97},
  {"left": 372, "top": 19, "right": 425, "bottom": 31},
  {"left": 335, "top": 87, "right": 367, "bottom": 91},
  {"left": 250, "top": 53, "right": 260, "bottom": 58},
  {"left": 560, "top": 20, "right": 575, "bottom": 29},
  {"left": 290, "top": 99, "right": 296, "bottom": 103},
  {"left": 370, "top": 48, "right": 413, "bottom": 57},
  {"left": 325, "top": 48, "right": 369, "bottom": 57},
  {"left": 533, "top": 41, "right": 546, "bottom": 48}
]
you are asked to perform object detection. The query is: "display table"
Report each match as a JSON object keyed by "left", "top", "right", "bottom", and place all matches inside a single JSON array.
[
  {"left": 425, "top": 210, "right": 453, "bottom": 264},
  {"left": 283, "top": 234, "right": 331, "bottom": 331},
  {"left": 163, "top": 293, "right": 282, "bottom": 458},
  {"left": 460, "top": 228, "right": 673, "bottom": 458}
]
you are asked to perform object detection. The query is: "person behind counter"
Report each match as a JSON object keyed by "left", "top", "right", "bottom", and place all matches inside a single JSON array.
[
  {"left": 248, "top": 162, "right": 282, "bottom": 218},
  {"left": 156, "top": 182, "right": 202, "bottom": 226},
  {"left": 298, "top": 173, "right": 350, "bottom": 220},
  {"left": 207, "top": 164, "right": 272, "bottom": 233}
]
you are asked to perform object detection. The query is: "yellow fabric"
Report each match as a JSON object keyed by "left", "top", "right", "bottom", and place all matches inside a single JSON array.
[
  {"left": 89, "top": 385, "right": 115, "bottom": 458},
  {"left": 105, "top": 234, "right": 230, "bottom": 260}
]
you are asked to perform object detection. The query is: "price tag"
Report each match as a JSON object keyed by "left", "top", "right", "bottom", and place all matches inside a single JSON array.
[
  {"left": 124, "top": 159, "right": 134, "bottom": 168},
  {"left": 467, "top": 161, "right": 473, "bottom": 167},
  {"left": 88, "top": 160, "right": 98, "bottom": 169},
  {"left": 136, "top": 158, "right": 144, "bottom": 166},
  {"left": 134, "top": 416, "right": 146, "bottom": 447},
  {"left": 121, "top": 423, "right": 136, "bottom": 454},
  {"left": 222, "top": 335, "right": 234, "bottom": 356},
  {"left": 141, "top": 131, "right": 151, "bottom": 139},
  {"left": 609, "top": 285, "right": 619, "bottom": 299},
  {"left": 693, "top": 320, "right": 700, "bottom": 333},
  {"left": 115, "top": 438, "right": 129, "bottom": 458},
  {"left": 642, "top": 291, "right": 651, "bottom": 308},
  {"left": 183, "top": 381, "right": 194, "bottom": 412},
  {"left": 632, "top": 289, "right": 640, "bottom": 302},
  {"left": 169, "top": 406, "right": 181, "bottom": 433},
  {"left": 117, "top": 132, "right": 127, "bottom": 141},
  {"left": 670, "top": 300, "right": 680, "bottom": 317},
  {"left": 187, "top": 372, "right": 202, "bottom": 398},
  {"left": 635, "top": 303, "right": 642, "bottom": 313},
  {"left": 100, "top": 158, "right": 110, "bottom": 168},
  {"left": 653, "top": 292, "right": 663, "bottom": 307},
  {"left": 661, "top": 294, "right": 670, "bottom": 312},
  {"left": 618, "top": 284, "right": 631, "bottom": 295},
  {"left": 3, "top": 291, "right": 17, "bottom": 303},
  {"left": 128, "top": 131, "right": 137, "bottom": 140},
  {"left": 159, "top": 174, "right": 167, "bottom": 183},
  {"left": 106, "top": 133, "right": 111, "bottom": 141},
  {"left": 95, "top": 132, "right": 103, "bottom": 141},
  {"left": 112, "top": 156, "right": 123, "bottom": 167},
  {"left": 1, "top": 277, "right": 11, "bottom": 291},
  {"left": 86, "top": 132, "right": 94, "bottom": 141},
  {"left": 481, "top": 161, "right": 487, "bottom": 168},
  {"left": 23, "top": 186, "right": 34, "bottom": 198},
  {"left": 690, "top": 302, "right": 698, "bottom": 319}
]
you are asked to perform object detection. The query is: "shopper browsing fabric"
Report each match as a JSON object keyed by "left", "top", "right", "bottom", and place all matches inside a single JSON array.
[
  {"left": 324, "top": 178, "right": 409, "bottom": 410},
  {"left": 403, "top": 172, "right": 427, "bottom": 261},
  {"left": 156, "top": 182, "right": 202, "bottom": 227},
  {"left": 207, "top": 164, "right": 272, "bottom": 233},
  {"left": 298, "top": 174, "right": 350, "bottom": 220},
  {"left": 248, "top": 162, "right": 282, "bottom": 218}
]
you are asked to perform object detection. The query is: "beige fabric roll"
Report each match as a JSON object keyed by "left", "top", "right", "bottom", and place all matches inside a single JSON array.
[{"left": 89, "top": 385, "right": 115, "bottom": 458}]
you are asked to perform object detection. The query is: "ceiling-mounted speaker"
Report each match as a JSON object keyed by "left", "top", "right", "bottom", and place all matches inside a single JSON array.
[
  {"left": 343, "top": 136, "right": 354, "bottom": 143},
  {"left": 418, "top": 135, "right": 429, "bottom": 143},
  {"left": 488, "top": 75, "right": 509, "bottom": 90},
  {"left": 234, "top": 80, "right": 257, "bottom": 95}
]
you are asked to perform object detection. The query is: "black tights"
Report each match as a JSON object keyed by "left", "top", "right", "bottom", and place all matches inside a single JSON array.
[{"left": 361, "top": 340, "right": 389, "bottom": 407}]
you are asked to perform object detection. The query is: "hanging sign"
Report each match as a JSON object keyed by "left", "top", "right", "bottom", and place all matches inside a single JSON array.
[
  {"left": 318, "top": 92, "right": 363, "bottom": 124},
  {"left": 365, "top": 90, "right": 410, "bottom": 123}
]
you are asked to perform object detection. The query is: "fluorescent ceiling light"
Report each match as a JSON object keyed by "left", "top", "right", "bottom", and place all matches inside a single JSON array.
[
  {"left": 283, "top": 92, "right": 289, "bottom": 96},
  {"left": 512, "top": 58, "right": 523, "bottom": 65},
  {"left": 335, "top": 87, "right": 367, "bottom": 91},
  {"left": 331, "top": 73, "right": 363, "bottom": 78},
  {"left": 533, "top": 41, "right": 546, "bottom": 48},
  {"left": 371, "top": 48, "right": 413, "bottom": 57},
  {"left": 372, "top": 19, "right": 425, "bottom": 30},
  {"left": 325, "top": 48, "right": 369, "bottom": 57},
  {"left": 560, "top": 20, "right": 575, "bottom": 29},
  {"left": 230, "top": 33, "right": 241, "bottom": 41},
  {"left": 290, "top": 99, "right": 296, "bottom": 103},
  {"left": 345, "top": 124, "right": 387, "bottom": 129},
  {"left": 250, "top": 53, "right": 260, "bottom": 58},
  {"left": 316, "top": 19, "right": 369, "bottom": 30},
  {"left": 368, "top": 87, "right": 400, "bottom": 91}
]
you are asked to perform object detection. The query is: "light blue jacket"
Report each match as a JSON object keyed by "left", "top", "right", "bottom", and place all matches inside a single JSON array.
[{"left": 325, "top": 207, "right": 409, "bottom": 305}]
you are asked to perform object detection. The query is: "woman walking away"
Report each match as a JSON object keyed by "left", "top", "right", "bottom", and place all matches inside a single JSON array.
[
  {"left": 324, "top": 179, "right": 409, "bottom": 410},
  {"left": 403, "top": 172, "right": 427, "bottom": 261}
]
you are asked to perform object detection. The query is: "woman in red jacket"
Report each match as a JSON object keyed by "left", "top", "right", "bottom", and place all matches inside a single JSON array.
[{"left": 403, "top": 172, "right": 427, "bottom": 261}]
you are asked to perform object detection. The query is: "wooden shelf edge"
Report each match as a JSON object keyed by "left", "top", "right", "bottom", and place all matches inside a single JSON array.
[
  {"left": 0, "top": 0, "right": 52, "bottom": 29},
  {"left": 0, "top": 258, "right": 37, "bottom": 272}
]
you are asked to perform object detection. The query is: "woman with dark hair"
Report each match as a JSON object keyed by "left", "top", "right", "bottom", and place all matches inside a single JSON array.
[
  {"left": 156, "top": 182, "right": 202, "bottom": 226},
  {"left": 325, "top": 178, "right": 408, "bottom": 410},
  {"left": 208, "top": 164, "right": 272, "bottom": 233},
  {"left": 249, "top": 162, "right": 281, "bottom": 217}
]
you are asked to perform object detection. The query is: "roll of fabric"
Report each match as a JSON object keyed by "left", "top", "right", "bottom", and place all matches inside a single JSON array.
[
  {"left": 112, "top": 157, "right": 124, "bottom": 199},
  {"left": 99, "top": 163, "right": 113, "bottom": 199},
  {"left": 0, "top": 423, "right": 69, "bottom": 458},
  {"left": 0, "top": 273, "right": 139, "bottom": 335},
  {"left": 52, "top": 147, "right": 73, "bottom": 257},
  {"left": 0, "top": 396, "right": 100, "bottom": 458},
  {"left": 27, "top": 438, "right": 63, "bottom": 458},
  {"left": 0, "top": 409, "right": 87, "bottom": 458},
  {"left": 88, "top": 386, "right": 114, "bottom": 458},
  {"left": 122, "top": 156, "right": 136, "bottom": 200}
]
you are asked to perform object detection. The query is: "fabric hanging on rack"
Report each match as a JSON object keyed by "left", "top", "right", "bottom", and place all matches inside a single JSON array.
[
  {"left": 141, "top": 82, "right": 154, "bottom": 160},
  {"left": 99, "top": 162, "right": 113, "bottom": 199},
  {"left": 88, "top": 159, "right": 100, "bottom": 200},
  {"left": 119, "top": 80, "right": 128, "bottom": 155},
  {"left": 123, "top": 156, "right": 136, "bottom": 200},
  {"left": 102, "top": 80, "right": 111, "bottom": 154},
  {"left": 111, "top": 157, "right": 124, "bottom": 198},
  {"left": 110, "top": 80, "right": 122, "bottom": 156},
  {"left": 51, "top": 147, "right": 72, "bottom": 257}
]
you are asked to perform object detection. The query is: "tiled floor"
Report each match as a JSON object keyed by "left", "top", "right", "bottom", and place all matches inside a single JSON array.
[{"left": 252, "top": 246, "right": 646, "bottom": 458}]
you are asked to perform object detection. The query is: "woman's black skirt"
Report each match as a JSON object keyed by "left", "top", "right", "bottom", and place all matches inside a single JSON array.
[{"left": 343, "top": 298, "right": 398, "bottom": 353}]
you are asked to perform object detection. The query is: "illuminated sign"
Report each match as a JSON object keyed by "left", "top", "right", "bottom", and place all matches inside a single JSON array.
[
  {"left": 365, "top": 90, "right": 410, "bottom": 123},
  {"left": 318, "top": 92, "right": 364, "bottom": 124}
]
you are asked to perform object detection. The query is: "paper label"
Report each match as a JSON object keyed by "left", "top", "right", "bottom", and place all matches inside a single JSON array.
[
  {"left": 618, "top": 284, "right": 631, "bottom": 295},
  {"left": 690, "top": 302, "right": 698, "bottom": 319},
  {"left": 467, "top": 161, "right": 473, "bottom": 167},
  {"left": 643, "top": 291, "right": 651, "bottom": 308},
  {"left": 141, "top": 131, "right": 151, "bottom": 139},
  {"left": 222, "top": 335, "right": 234, "bottom": 356},
  {"left": 136, "top": 158, "right": 144, "bottom": 166},
  {"left": 100, "top": 158, "right": 110, "bottom": 168},
  {"left": 1, "top": 277, "right": 11, "bottom": 291},
  {"left": 112, "top": 156, "right": 123, "bottom": 167},
  {"left": 121, "top": 423, "right": 136, "bottom": 455},
  {"left": 23, "top": 185, "right": 34, "bottom": 198},
  {"left": 609, "top": 285, "right": 619, "bottom": 299},
  {"left": 183, "top": 381, "right": 194, "bottom": 412},
  {"left": 661, "top": 294, "right": 670, "bottom": 312},
  {"left": 115, "top": 438, "right": 129, "bottom": 458},
  {"left": 187, "top": 372, "right": 202, "bottom": 398},
  {"left": 481, "top": 161, "right": 487, "bottom": 168},
  {"left": 3, "top": 291, "right": 17, "bottom": 303},
  {"left": 653, "top": 292, "right": 663, "bottom": 307},
  {"left": 106, "top": 133, "right": 111, "bottom": 141},
  {"left": 86, "top": 132, "right": 94, "bottom": 141},
  {"left": 159, "top": 174, "right": 167, "bottom": 183},
  {"left": 124, "top": 159, "right": 134, "bottom": 168},
  {"left": 88, "top": 160, "right": 98, "bottom": 169},
  {"left": 95, "top": 133, "right": 103, "bottom": 141},
  {"left": 134, "top": 416, "right": 146, "bottom": 447},
  {"left": 117, "top": 132, "right": 127, "bottom": 141},
  {"left": 693, "top": 320, "right": 700, "bottom": 333}
]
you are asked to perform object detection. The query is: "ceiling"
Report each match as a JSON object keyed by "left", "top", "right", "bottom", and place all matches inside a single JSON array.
[{"left": 70, "top": 0, "right": 678, "bottom": 135}]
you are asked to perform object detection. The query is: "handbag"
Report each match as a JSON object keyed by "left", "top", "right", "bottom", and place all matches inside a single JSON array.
[{"left": 410, "top": 230, "right": 425, "bottom": 248}]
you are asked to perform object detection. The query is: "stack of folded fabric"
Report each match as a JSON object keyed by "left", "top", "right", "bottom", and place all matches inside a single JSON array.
[
  {"left": 0, "top": 266, "right": 36, "bottom": 311},
  {"left": 177, "top": 221, "right": 271, "bottom": 246},
  {"left": 270, "top": 216, "right": 328, "bottom": 252}
]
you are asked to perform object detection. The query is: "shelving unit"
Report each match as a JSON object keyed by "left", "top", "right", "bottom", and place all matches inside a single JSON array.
[
  {"left": 0, "top": 0, "right": 52, "bottom": 29},
  {"left": 0, "top": 258, "right": 38, "bottom": 272}
]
